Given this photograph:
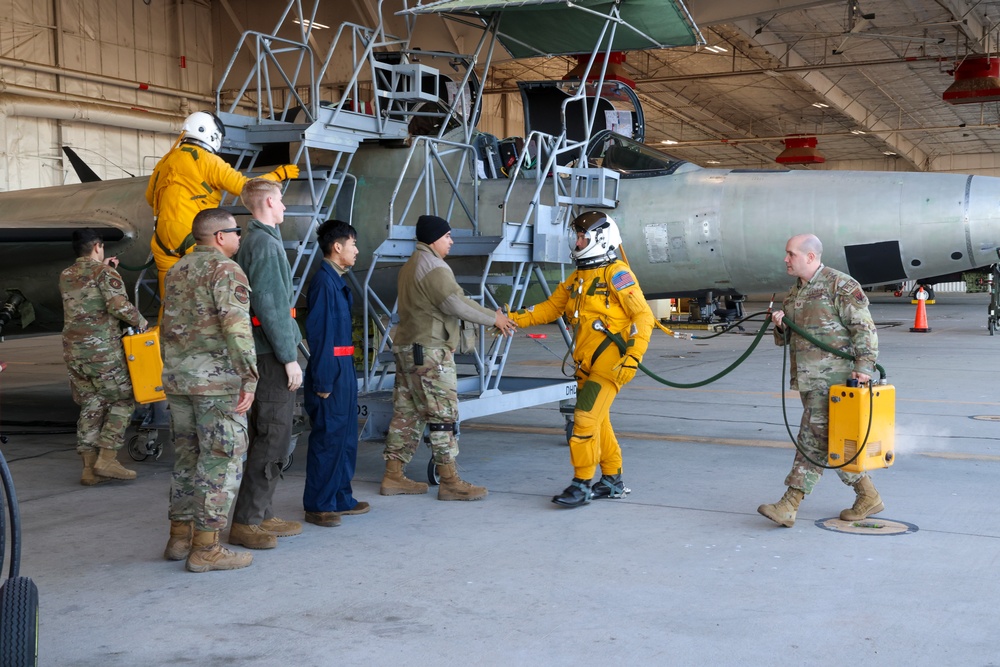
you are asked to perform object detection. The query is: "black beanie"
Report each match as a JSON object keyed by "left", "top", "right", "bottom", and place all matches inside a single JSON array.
[{"left": 416, "top": 215, "right": 451, "bottom": 245}]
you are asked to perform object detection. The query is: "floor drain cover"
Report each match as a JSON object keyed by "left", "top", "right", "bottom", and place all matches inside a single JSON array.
[{"left": 815, "top": 517, "right": 918, "bottom": 536}]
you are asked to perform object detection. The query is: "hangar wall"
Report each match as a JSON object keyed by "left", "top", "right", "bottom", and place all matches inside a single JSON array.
[
  {"left": 0, "top": 0, "right": 997, "bottom": 194},
  {"left": 0, "top": 0, "right": 214, "bottom": 191}
]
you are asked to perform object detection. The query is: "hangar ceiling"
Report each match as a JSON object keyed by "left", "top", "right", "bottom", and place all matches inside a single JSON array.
[
  {"left": 479, "top": 0, "right": 1000, "bottom": 172},
  {"left": 3, "top": 0, "right": 1000, "bottom": 187}
]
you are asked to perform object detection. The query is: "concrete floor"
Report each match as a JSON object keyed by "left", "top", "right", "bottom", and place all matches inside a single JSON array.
[{"left": 1, "top": 293, "right": 998, "bottom": 666}]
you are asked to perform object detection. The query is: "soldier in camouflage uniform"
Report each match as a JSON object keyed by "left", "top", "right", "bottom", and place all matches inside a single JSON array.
[
  {"left": 381, "top": 215, "right": 517, "bottom": 501},
  {"left": 161, "top": 208, "right": 259, "bottom": 573},
  {"left": 60, "top": 229, "right": 148, "bottom": 486},
  {"left": 759, "top": 233, "right": 883, "bottom": 527}
]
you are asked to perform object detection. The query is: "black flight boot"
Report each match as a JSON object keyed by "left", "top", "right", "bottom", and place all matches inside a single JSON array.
[
  {"left": 552, "top": 478, "right": 592, "bottom": 508},
  {"left": 590, "top": 474, "right": 630, "bottom": 499}
]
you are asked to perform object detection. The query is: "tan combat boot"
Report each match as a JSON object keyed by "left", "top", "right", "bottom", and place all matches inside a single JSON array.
[
  {"left": 93, "top": 447, "right": 137, "bottom": 480},
  {"left": 260, "top": 516, "right": 302, "bottom": 537},
  {"left": 79, "top": 451, "right": 109, "bottom": 486},
  {"left": 228, "top": 523, "right": 278, "bottom": 549},
  {"left": 757, "top": 487, "right": 805, "bottom": 527},
  {"left": 380, "top": 459, "right": 429, "bottom": 496},
  {"left": 186, "top": 530, "right": 253, "bottom": 573},
  {"left": 840, "top": 476, "right": 884, "bottom": 521},
  {"left": 437, "top": 462, "right": 487, "bottom": 501},
  {"left": 164, "top": 520, "right": 193, "bottom": 561}
]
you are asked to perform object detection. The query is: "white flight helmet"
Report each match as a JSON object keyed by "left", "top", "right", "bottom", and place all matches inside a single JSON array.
[
  {"left": 569, "top": 211, "right": 622, "bottom": 267},
  {"left": 180, "top": 111, "right": 225, "bottom": 153}
]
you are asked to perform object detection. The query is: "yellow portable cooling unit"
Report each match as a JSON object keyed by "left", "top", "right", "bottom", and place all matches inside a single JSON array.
[
  {"left": 827, "top": 382, "right": 896, "bottom": 473},
  {"left": 123, "top": 327, "right": 166, "bottom": 404}
]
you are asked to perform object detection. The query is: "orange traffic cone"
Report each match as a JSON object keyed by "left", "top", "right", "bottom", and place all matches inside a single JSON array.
[{"left": 910, "top": 287, "right": 931, "bottom": 333}]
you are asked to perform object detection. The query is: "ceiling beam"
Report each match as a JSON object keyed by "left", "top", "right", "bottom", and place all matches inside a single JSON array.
[
  {"left": 733, "top": 18, "right": 930, "bottom": 170},
  {"left": 689, "top": 0, "right": 837, "bottom": 27},
  {"left": 638, "top": 92, "right": 778, "bottom": 164},
  {"left": 936, "top": 0, "right": 989, "bottom": 51}
]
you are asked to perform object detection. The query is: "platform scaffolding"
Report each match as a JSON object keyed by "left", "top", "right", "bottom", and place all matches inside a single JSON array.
[{"left": 204, "top": 0, "right": 700, "bottom": 457}]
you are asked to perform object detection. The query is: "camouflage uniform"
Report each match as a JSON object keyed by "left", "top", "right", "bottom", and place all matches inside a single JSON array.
[
  {"left": 59, "top": 257, "right": 147, "bottom": 455},
  {"left": 775, "top": 264, "right": 878, "bottom": 494},
  {"left": 511, "top": 259, "right": 654, "bottom": 480},
  {"left": 161, "top": 246, "right": 258, "bottom": 532},
  {"left": 384, "top": 242, "right": 498, "bottom": 465}
]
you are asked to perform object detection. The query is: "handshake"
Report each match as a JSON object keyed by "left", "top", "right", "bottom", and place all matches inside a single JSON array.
[{"left": 493, "top": 308, "right": 517, "bottom": 337}]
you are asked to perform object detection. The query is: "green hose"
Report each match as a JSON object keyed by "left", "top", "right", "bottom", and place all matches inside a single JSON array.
[
  {"left": 600, "top": 313, "right": 772, "bottom": 389},
  {"left": 599, "top": 311, "right": 885, "bottom": 470},
  {"left": 780, "top": 317, "right": 886, "bottom": 381}
]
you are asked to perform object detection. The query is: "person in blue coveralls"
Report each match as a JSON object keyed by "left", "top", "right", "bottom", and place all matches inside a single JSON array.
[{"left": 302, "top": 220, "right": 368, "bottom": 527}]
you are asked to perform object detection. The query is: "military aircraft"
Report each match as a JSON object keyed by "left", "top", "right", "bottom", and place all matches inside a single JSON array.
[{"left": 1, "top": 122, "right": 997, "bottom": 336}]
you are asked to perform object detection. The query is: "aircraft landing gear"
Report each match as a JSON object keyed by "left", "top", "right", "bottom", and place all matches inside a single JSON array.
[
  {"left": 127, "top": 430, "right": 163, "bottom": 462},
  {"left": 0, "top": 446, "right": 40, "bottom": 666},
  {"left": 426, "top": 457, "right": 441, "bottom": 486},
  {"left": 987, "top": 257, "right": 1000, "bottom": 336}
]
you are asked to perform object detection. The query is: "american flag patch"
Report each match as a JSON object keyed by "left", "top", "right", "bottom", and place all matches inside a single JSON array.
[{"left": 611, "top": 270, "right": 635, "bottom": 290}]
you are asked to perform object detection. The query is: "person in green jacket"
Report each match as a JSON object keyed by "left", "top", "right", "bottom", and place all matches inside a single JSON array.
[{"left": 229, "top": 178, "right": 304, "bottom": 549}]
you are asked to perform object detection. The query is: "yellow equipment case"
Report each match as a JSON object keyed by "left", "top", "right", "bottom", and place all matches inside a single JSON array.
[
  {"left": 827, "top": 382, "right": 896, "bottom": 473},
  {"left": 123, "top": 327, "right": 166, "bottom": 404}
]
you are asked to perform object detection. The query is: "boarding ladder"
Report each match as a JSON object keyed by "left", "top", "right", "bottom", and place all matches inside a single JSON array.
[{"left": 212, "top": 0, "right": 443, "bottom": 303}]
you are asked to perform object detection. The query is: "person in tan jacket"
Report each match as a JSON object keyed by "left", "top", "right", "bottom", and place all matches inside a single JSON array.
[{"left": 380, "top": 215, "right": 517, "bottom": 501}]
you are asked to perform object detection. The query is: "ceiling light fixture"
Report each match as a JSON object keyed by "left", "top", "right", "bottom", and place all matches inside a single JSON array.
[
  {"left": 292, "top": 18, "right": 330, "bottom": 30},
  {"left": 883, "top": 151, "right": 897, "bottom": 156},
  {"left": 704, "top": 45, "right": 728, "bottom": 54},
  {"left": 850, "top": 129, "right": 867, "bottom": 135},
  {"left": 660, "top": 139, "right": 678, "bottom": 145},
  {"left": 943, "top": 56, "right": 1000, "bottom": 104},
  {"left": 812, "top": 102, "right": 829, "bottom": 108},
  {"left": 775, "top": 135, "right": 826, "bottom": 164}
]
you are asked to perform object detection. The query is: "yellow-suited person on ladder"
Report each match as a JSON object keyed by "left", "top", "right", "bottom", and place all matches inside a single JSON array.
[
  {"left": 146, "top": 111, "right": 299, "bottom": 300},
  {"left": 510, "top": 212, "right": 655, "bottom": 508}
]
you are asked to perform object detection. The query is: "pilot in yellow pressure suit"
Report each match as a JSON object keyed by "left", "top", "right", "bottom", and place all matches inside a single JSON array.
[
  {"left": 510, "top": 211, "right": 654, "bottom": 508},
  {"left": 146, "top": 111, "right": 299, "bottom": 299}
]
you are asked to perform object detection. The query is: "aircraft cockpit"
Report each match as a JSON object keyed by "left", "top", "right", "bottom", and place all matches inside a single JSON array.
[{"left": 586, "top": 130, "right": 687, "bottom": 178}]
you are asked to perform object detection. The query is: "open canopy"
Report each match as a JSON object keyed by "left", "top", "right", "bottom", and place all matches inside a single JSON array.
[{"left": 401, "top": 0, "right": 703, "bottom": 58}]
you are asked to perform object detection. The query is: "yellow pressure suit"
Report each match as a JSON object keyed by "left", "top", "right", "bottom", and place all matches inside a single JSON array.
[
  {"left": 511, "top": 259, "right": 654, "bottom": 480},
  {"left": 145, "top": 143, "right": 294, "bottom": 298}
]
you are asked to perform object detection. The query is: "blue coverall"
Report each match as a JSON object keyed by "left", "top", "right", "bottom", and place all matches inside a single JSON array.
[{"left": 303, "top": 260, "right": 360, "bottom": 512}]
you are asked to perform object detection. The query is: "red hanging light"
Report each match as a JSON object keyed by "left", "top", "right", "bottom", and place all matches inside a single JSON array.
[
  {"left": 943, "top": 55, "right": 1000, "bottom": 104},
  {"left": 775, "top": 136, "right": 826, "bottom": 165}
]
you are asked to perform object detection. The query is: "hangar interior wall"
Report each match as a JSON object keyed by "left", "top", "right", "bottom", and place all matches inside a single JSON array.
[
  {"left": 1, "top": 0, "right": 998, "bottom": 194},
  {"left": 0, "top": 0, "right": 212, "bottom": 191}
]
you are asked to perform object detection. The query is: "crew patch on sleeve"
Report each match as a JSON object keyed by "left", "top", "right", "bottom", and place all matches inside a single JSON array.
[
  {"left": 611, "top": 270, "right": 636, "bottom": 291},
  {"left": 108, "top": 277, "right": 123, "bottom": 290},
  {"left": 853, "top": 287, "right": 865, "bottom": 303},
  {"left": 234, "top": 284, "right": 250, "bottom": 305}
]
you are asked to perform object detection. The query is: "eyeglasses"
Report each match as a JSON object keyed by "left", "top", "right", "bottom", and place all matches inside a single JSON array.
[{"left": 216, "top": 227, "right": 242, "bottom": 237}]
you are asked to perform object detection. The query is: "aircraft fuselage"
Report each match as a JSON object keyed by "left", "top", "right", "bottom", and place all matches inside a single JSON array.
[{"left": 2, "top": 156, "right": 1000, "bottom": 331}]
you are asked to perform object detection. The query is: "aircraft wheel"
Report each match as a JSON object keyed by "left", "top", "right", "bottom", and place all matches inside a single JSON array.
[
  {"left": 282, "top": 454, "right": 294, "bottom": 472},
  {"left": 426, "top": 457, "right": 440, "bottom": 486},
  {"left": 990, "top": 317, "right": 996, "bottom": 336},
  {"left": 126, "top": 434, "right": 148, "bottom": 462},
  {"left": 565, "top": 419, "right": 573, "bottom": 445},
  {"left": 0, "top": 577, "right": 40, "bottom": 667}
]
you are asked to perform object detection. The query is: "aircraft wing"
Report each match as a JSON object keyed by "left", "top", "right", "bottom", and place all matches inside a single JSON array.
[
  {"left": 402, "top": 0, "right": 704, "bottom": 58},
  {"left": 0, "top": 178, "right": 148, "bottom": 245},
  {"left": 0, "top": 217, "right": 129, "bottom": 243}
]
